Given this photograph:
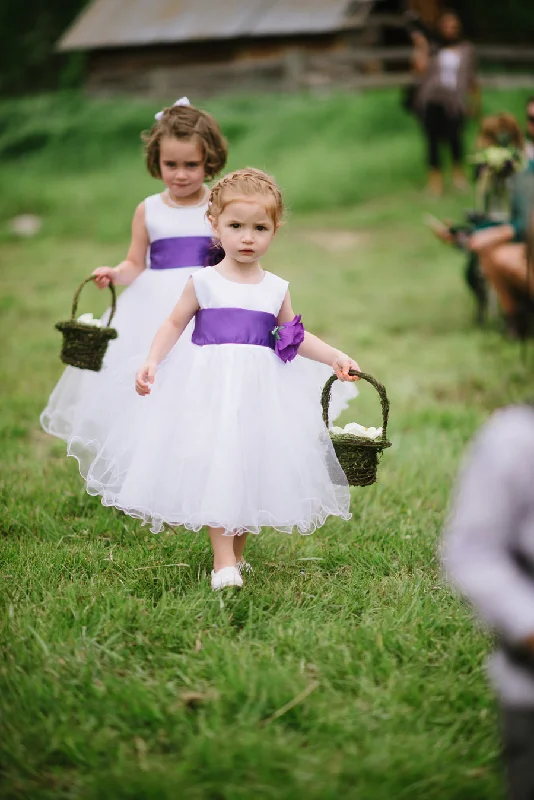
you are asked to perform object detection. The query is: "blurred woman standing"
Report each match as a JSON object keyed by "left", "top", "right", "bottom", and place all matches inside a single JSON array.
[{"left": 411, "top": 10, "right": 479, "bottom": 196}]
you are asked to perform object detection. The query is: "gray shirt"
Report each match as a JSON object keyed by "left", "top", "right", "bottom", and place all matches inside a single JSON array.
[
  {"left": 416, "top": 42, "right": 476, "bottom": 117},
  {"left": 443, "top": 405, "right": 534, "bottom": 706}
]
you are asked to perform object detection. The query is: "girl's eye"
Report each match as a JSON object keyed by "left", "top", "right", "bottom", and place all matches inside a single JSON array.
[
  {"left": 186, "top": 162, "right": 200, "bottom": 168},
  {"left": 230, "top": 223, "right": 241, "bottom": 229},
  {"left": 256, "top": 225, "right": 267, "bottom": 231},
  {"left": 165, "top": 162, "right": 176, "bottom": 168}
]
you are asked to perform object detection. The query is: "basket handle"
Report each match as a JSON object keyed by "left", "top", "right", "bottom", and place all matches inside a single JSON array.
[
  {"left": 70, "top": 276, "right": 117, "bottom": 328},
  {"left": 321, "top": 369, "right": 390, "bottom": 441}
]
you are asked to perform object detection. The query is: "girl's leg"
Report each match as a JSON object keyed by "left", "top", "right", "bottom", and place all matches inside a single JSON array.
[
  {"left": 208, "top": 527, "right": 237, "bottom": 572},
  {"left": 233, "top": 532, "right": 249, "bottom": 562}
]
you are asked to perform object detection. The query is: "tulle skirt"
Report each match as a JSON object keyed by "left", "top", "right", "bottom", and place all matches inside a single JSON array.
[
  {"left": 79, "top": 342, "right": 351, "bottom": 534},
  {"left": 41, "top": 269, "right": 358, "bottom": 525}
]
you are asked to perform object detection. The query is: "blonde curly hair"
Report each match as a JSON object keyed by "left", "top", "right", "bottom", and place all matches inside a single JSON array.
[
  {"left": 142, "top": 103, "right": 227, "bottom": 181},
  {"left": 208, "top": 168, "right": 284, "bottom": 227}
]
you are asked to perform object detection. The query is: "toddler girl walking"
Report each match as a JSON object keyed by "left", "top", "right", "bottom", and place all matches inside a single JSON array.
[{"left": 117, "top": 168, "right": 360, "bottom": 590}]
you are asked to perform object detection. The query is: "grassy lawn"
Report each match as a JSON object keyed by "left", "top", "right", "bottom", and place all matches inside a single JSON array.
[{"left": 1, "top": 88, "right": 532, "bottom": 799}]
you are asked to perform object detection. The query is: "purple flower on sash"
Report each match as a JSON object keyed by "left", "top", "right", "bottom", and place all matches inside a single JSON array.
[{"left": 271, "top": 315, "right": 305, "bottom": 363}]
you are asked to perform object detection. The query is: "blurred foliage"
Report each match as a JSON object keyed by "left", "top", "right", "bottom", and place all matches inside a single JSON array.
[
  {"left": 0, "top": 87, "right": 531, "bottom": 243},
  {"left": 0, "top": 0, "right": 89, "bottom": 96},
  {"left": 461, "top": 1, "right": 534, "bottom": 43}
]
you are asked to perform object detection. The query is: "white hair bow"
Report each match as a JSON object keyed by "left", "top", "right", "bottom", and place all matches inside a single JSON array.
[{"left": 155, "top": 97, "right": 191, "bottom": 121}]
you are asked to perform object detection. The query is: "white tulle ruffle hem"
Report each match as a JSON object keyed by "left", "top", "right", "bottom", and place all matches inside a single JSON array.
[{"left": 58, "top": 342, "right": 351, "bottom": 536}]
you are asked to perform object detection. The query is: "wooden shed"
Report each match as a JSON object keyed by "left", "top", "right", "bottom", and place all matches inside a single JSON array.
[{"left": 58, "top": 0, "right": 446, "bottom": 97}]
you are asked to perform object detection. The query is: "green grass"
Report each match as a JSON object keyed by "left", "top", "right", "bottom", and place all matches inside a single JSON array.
[{"left": 1, "top": 88, "right": 533, "bottom": 798}]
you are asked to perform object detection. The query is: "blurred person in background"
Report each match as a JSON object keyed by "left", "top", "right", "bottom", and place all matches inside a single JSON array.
[
  {"left": 410, "top": 9, "right": 479, "bottom": 196},
  {"left": 443, "top": 403, "right": 534, "bottom": 800},
  {"left": 469, "top": 167, "right": 534, "bottom": 339},
  {"left": 427, "top": 107, "right": 534, "bottom": 338}
]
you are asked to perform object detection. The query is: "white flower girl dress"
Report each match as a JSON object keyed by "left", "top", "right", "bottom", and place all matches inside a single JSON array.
[{"left": 85, "top": 267, "right": 352, "bottom": 535}]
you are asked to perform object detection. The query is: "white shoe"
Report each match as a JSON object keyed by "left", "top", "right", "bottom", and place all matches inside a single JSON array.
[
  {"left": 210, "top": 566, "right": 243, "bottom": 591},
  {"left": 236, "top": 559, "right": 253, "bottom": 575}
]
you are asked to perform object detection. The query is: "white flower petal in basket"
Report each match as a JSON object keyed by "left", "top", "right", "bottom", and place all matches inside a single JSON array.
[
  {"left": 343, "top": 422, "right": 368, "bottom": 436},
  {"left": 77, "top": 313, "right": 102, "bottom": 327},
  {"left": 365, "top": 427, "right": 383, "bottom": 440},
  {"left": 331, "top": 422, "right": 383, "bottom": 440}
]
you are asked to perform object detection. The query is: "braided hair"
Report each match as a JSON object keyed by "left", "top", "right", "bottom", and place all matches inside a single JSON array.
[{"left": 208, "top": 168, "right": 284, "bottom": 227}]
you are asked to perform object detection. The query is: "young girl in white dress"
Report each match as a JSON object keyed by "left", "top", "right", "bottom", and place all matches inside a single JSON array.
[
  {"left": 41, "top": 99, "right": 355, "bottom": 486},
  {"left": 40, "top": 98, "right": 228, "bottom": 476},
  {"left": 128, "top": 168, "right": 360, "bottom": 590}
]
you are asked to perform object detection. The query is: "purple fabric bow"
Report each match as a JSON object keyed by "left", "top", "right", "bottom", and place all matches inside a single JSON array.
[
  {"left": 204, "top": 241, "right": 225, "bottom": 267},
  {"left": 272, "top": 315, "right": 305, "bottom": 363}
]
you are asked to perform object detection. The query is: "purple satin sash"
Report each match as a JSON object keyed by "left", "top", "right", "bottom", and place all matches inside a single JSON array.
[
  {"left": 150, "top": 237, "right": 224, "bottom": 270},
  {"left": 192, "top": 308, "right": 277, "bottom": 349}
]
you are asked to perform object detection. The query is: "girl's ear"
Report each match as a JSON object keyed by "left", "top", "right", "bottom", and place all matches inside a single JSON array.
[{"left": 208, "top": 214, "right": 218, "bottom": 236}]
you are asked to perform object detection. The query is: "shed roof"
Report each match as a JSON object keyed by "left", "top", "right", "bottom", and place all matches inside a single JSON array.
[{"left": 59, "top": 0, "right": 367, "bottom": 51}]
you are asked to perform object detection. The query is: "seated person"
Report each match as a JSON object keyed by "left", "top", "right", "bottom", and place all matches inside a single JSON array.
[
  {"left": 471, "top": 165, "right": 534, "bottom": 338},
  {"left": 428, "top": 114, "right": 534, "bottom": 337}
]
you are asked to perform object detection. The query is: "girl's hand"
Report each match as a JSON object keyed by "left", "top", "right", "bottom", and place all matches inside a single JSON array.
[
  {"left": 93, "top": 267, "right": 116, "bottom": 289},
  {"left": 333, "top": 353, "right": 361, "bottom": 382},
  {"left": 135, "top": 362, "right": 157, "bottom": 396}
]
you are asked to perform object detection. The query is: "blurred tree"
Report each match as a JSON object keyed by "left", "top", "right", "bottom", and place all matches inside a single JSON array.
[
  {"left": 0, "top": 0, "right": 89, "bottom": 96},
  {"left": 459, "top": 1, "right": 534, "bottom": 42}
]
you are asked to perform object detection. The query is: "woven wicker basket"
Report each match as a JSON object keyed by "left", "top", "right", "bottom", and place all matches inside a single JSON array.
[
  {"left": 55, "top": 277, "right": 118, "bottom": 372},
  {"left": 321, "top": 369, "right": 391, "bottom": 487}
]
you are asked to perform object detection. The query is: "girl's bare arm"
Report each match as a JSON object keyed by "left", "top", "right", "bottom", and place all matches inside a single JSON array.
[
  {"left": 94, "top": 203, "right": 149, "bottom": 288},
  {"left": 135, "top": 279, "right": 200, "bottom": 395},
  {"left": 277, "top": 291, "right": 360, "bottom": 381}
]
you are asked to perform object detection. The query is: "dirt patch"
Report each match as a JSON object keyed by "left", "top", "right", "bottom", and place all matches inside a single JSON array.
[
  {"left": 296, "top": 229, "right": 371, "bottom": 253},
  {"left": 29, "top": 428, "right": 58, "bottom": 460}
]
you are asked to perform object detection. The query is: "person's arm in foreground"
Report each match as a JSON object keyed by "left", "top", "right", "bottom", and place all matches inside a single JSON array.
[{"left": 443, "top": 407, "right": 534, "bottom": 646}]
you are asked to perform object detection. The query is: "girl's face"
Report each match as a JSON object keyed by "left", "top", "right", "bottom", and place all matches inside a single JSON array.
[
  {"left": 211, "top": 197, "right": 277, "bottom": 263},
  {"left": 159, "top": 136, "right": 205, "bottom": 201}
]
